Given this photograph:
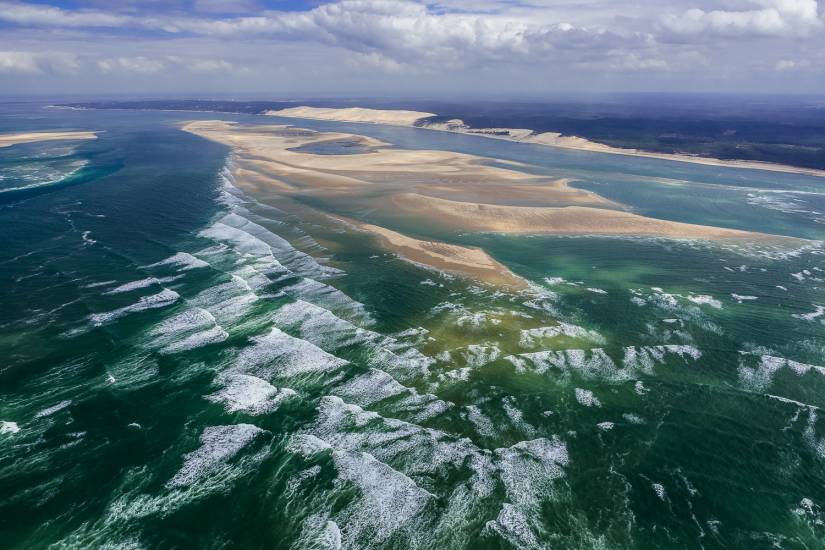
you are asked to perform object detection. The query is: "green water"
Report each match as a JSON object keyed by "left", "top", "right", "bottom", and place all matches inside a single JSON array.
[{"left": 2, "top": 101, "right": 825, "bottom": 549}]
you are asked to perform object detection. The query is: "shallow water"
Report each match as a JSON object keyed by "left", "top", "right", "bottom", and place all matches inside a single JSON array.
[{"left": 2, "top": 100, "right": 825, "bottom": 549}]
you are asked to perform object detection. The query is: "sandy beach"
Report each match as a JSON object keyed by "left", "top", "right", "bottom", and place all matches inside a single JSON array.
[
  {"left": 183, "top": 119, "right": 803, "bottom": 286},
  {"left": 0, "top": 131, "right": 97, "bottom": 148},
  {"left": 267, "top": 106, "right": 825, "bottom": 178}
]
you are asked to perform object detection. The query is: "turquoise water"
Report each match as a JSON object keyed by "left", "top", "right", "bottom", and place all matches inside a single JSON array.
[{"left": 2, "top": 101, "right": 825, "bottom": 549}]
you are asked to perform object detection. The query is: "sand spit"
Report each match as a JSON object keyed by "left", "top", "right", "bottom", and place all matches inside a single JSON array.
[
  {"left": 473, "top": 129, "right": 825, "bottom": 178},
  {"left": 345, "top": 219, "right": 527, "bottom": 289},
  {"left": 389, "top": 193, "right": 797, "bottom": 242},
  {"left": 267, "top": 106, "right": 825, "bottom": 178},
  {"left": 0, "top": 131, "right": 97, "bottom": 148},
  {"left": 268, "top": 106, "right": 436, "bottom": 127}
]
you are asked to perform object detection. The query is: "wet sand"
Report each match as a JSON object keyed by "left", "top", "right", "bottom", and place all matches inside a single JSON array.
[
  {"left": 388, "top": 193, "right": 796, "bottom": 242},
  {"left": 0, "top": 131, "right": 97, "bottom": 148},
  {"left": 342, "top": 218, "right": 528, "bottom": 289}
]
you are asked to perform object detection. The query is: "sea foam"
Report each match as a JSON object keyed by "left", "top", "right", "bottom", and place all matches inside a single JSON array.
[
  {"left": 206, "top": 374, "right": 296, "bottom": 414},
  {"left": 167, "top": 424, "right": 265, "bottom": 487},
  {"left": 89, "top": 288, "right": 180, "bottom": 326}
]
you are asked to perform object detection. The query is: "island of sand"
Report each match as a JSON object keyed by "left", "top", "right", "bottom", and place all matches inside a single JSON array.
[
  {"left": 182, "top": 120, "right": 803, "bottom": 288},
  {"left": 0, "top": 131, "right": 97, "bottom": 148},
  {"left": 266, "top": 106, "right": 825, "bottom": 178}
]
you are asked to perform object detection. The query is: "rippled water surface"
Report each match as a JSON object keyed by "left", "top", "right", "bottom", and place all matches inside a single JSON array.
[{"left": 2, "top": 101, "right": 825, "bottom": 549}]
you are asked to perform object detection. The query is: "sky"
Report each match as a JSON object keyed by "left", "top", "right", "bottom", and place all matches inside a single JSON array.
[{"left": 0, "top": 0, "right": 823, "bottom": 96}]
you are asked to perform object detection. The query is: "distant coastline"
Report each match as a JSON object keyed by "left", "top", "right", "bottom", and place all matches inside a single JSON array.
[
  {"left": 55, "top": 100, "right": 825, "bottom": 176},
  {"left": 267, "top": 106, "right": 825, "bottom": 178}
]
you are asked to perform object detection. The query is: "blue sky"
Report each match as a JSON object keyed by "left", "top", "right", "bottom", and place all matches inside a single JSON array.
[{"left": 1, "top": 0, "right": 823, "bottom": 96}]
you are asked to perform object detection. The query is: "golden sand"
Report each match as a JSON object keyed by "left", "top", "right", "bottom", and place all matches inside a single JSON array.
[
  {"left": 182, "top": 120, "right": 597, "bottom": 195},
  {"left": 267, "top": 106, "right": 435, "bottom": 126},
  {"left": 0, "top": 131, "right": 97, "bottom": 148}
]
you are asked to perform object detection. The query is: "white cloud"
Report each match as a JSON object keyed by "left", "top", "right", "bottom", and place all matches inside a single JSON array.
[
  {"left": 0, "top": 51, "right": 41, "bottom": 73},
  {"left": 0, "top": 50, "right": 79, "bottom": 74},
  {"left": 346, "top": 51, "right": 406, "bottom": 73},
  {"left": 612, "top": 53, "right": 670, "bottom": 71},
  {"left": 663, "top": 0, "right": 822, "bottom": 37},
  {"left": 97, "top": 56, "right": 165, "bottom": 73},
  {"left": 96, "top": 55, "right": 238, "bottom": 74},
  {"left": 0, "top": 0, "right": 654, "bottom": 68},
  {"left": 187, "top": 59, "right": 235, "bottom": 72},
  {"left": 776, "top": 58, "right": 811, "bottom": 69},
  {"left": 0, "top": 1, "right": 130, "bottom": 27},
  {"left": 0, "top": 0, "right": 822, "bottom": 94}
]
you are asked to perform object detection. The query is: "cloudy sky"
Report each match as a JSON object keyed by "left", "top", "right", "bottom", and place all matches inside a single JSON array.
[{"left": 1, "top": 0, "right": 823, "bottom": 96}]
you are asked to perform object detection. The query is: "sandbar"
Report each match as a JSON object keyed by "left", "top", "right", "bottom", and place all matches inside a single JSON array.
[
  {"left": 344, "top": 219, "right": 528, "bottom": 289},
  {"left": 0, "top": 131, "right": 97, "bottom": 148},
  {"left": 182, "top": 120, "right": 586, "bottom": 196},
  {"left": 183, "top": 120, "right": 805, "bottom": 287},
  {"left": 388, "top": 193, "right": 796, "bottom": 242}
]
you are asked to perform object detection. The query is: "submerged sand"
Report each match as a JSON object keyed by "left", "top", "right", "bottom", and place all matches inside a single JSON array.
[
  {"left": 268, "top": 106, "right": 825, "bottom": 178},
  {"left": 0, "top": 131, "right": 97, "bottom": 148},
  {"left": 344, "top": 219, "right": 527, "bottom": 289},
  {"left": 388, "top": 193, "right": 793, "bottom": 242},
  {"left": 183, "top": 120, "right": 803, "bottom": 287}
]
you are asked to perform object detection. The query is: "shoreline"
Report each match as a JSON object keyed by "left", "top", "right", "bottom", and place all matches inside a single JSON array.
[{"left": 265, "top": 106, "right": 825, "bottom": 178}]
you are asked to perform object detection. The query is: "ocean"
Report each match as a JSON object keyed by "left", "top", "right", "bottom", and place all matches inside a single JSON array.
[{"left": 2, "top": 99, "right": 825, "bottom": 549}]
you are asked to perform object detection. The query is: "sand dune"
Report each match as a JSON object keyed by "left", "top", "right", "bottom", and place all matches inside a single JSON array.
[
  {"left": 0, "top": 131, "right": 97, "bottom": 148},
  {"left": 268, "top": 106, "right": 435, "bottom": 126}
]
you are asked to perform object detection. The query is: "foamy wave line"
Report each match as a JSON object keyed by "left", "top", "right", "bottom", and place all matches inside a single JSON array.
[
  {"left": 507, "top": 344, "right": 702, "bottom": 382},
  {"left": 89, "top": 288, "right": 180, "bottom": 326},
  {"left": 0, "top": 159, "right": 89, "bottom": 194},
  {"left": 144, "top": 252, "right": 209, "bottom": 271},
  {"left": 738, "top": 352, "right": 825, "bottom": 392},
  {"left": 289, "top": 395, "right": 570, "bottom": 548},
  {"left": 103, "top": 275, "right": 184, "bottom": 295}
]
